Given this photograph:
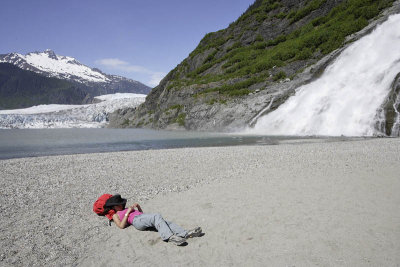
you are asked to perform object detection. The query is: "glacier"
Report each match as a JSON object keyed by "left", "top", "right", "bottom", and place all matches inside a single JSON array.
[{"left": 0, "top": 93, "right": 146, "bottom": 129}]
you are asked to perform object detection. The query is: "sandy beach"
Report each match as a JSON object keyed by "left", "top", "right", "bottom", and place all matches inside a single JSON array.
[{"left": 0, "top": 138, "right": 399, "bottom": 266}]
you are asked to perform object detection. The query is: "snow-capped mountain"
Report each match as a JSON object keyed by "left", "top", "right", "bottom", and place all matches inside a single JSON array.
[
  {"left": 0, "top": 49, "right": 151, "bottom": 94},
  {"left": 0, "top": 49, "right": 109, "bottom": 83}
]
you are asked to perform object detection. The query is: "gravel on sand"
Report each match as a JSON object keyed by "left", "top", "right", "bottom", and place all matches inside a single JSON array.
[{"left": 0, "top": 138, "right": 399, "bottom": 266}]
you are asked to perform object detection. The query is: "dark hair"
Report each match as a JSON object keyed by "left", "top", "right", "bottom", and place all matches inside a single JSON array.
[{"left": 104, "top": 194, "right": 127, "bottom": 208}]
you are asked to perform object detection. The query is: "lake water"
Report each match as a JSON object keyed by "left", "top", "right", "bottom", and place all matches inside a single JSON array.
[{"left": 0, "top": 128, "right": 351, "bottom": 160}]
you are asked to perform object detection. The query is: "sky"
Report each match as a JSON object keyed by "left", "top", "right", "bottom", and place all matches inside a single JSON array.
[{"left": 0, "top": 0, "right": 255, "bottom": 87}]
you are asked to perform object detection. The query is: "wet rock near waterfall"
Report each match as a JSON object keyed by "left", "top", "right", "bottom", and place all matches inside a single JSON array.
[{"left": 380, "top": 73, "right": 400, "bottom": 136}]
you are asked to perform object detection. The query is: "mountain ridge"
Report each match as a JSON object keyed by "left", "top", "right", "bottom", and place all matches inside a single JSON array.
[
  {"left": 0, "top": 50, "right": 151, "bottom": 109},
  {"left": 0, "top": 49, "right": 146, "bottom": 87}
]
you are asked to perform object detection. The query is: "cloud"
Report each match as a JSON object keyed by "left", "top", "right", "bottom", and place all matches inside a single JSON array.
[
  {"left": 149, "top": 72, "right": 166, "bottom": 87},
  {"left": 95, "top": 58, "right": 166, "bottom": 87},
  {"left": 95, "top": 58, "right": 129, "bottom": 68}
]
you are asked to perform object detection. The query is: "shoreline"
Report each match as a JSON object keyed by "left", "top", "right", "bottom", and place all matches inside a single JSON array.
[
  {"left": 0, "top": 127, "right": 374, "bottom": 160},
  {"left": 1, "top": 138, "right": 399, "bottom": 266}
]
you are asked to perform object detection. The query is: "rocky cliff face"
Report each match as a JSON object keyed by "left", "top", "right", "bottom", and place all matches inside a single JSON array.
[
  {"left": 110, "top": 0, "right": 398, "bottom": 132},
  {"left": 377, "top": 73, "right": 400, "bottom": 136}
]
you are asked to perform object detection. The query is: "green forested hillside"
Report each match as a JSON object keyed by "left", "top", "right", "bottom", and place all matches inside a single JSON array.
[
  {"left": 0, "top": 63, "right": 88, "bottom": 109},
  {"left": 168, "top": 0, "right": 393, "bottom": 96}
]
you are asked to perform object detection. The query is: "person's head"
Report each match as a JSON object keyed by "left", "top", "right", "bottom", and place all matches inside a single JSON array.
[
  {"left": 112, "top": 205, "right": 124, "bottom": 211},
  {"left": 104, "top": 194, "right": 127, "bottom": 211}
]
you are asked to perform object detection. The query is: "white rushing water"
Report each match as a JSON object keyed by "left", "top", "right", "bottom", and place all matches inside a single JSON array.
[{"left": 251, "top": 14, "right": 400, "bottom": 136}]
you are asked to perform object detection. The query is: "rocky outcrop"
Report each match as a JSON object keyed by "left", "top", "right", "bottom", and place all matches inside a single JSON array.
[{"left": 377, "top": 73, "right": 400, "bottom": 136}]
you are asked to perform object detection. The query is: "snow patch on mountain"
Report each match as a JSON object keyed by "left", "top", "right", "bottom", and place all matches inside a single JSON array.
[
  {"left": 25, "top": 51, "right": 109, "bottom": 83},
  {"left": 0, "top": 93, "right": 146, "bottom": 129}
]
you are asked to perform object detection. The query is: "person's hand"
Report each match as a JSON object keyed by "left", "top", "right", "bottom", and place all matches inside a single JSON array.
[
  {"left": 127, "top": 203, "right": 142, "bottom": 213},
  {"left": 126, "top": 206, "right": 134, "bottom": 213},
  {"left": 128, "top": 203, "right": 138, "bottom": 210},
  {"left": 133, "top": 203, "right": 143, "bottom": 212}
]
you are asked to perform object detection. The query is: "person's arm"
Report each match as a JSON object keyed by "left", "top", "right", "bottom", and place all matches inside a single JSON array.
[
  {"left": 132, "top": 203, "right": 143, "bottom": 212},
  {"left": 112, "top": 207, "right": 132, "bottom": 229}
]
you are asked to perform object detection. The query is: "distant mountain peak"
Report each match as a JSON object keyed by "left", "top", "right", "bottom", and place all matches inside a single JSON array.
[
  {"left": 0, "top": 49, "right": 110, "bottom": 84},
  {"left": 0, "top": 50, "right": 152, "bottom": 102},
  {"left": 43, "top": 49, "right": 57, "bottom": 60}
]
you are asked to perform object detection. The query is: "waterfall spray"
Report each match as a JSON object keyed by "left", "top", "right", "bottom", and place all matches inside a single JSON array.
[{"left": 250, "top": 14, "right": 400, "bottom": 136}]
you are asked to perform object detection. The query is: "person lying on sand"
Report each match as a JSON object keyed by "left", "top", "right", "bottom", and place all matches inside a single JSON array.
[{"left": 103, "top": 194, "right": 202, "bottom": 246}]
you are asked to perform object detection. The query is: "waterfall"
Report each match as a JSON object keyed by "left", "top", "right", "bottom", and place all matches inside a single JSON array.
[{"left": 250, "top": 14, "right": 400, "bottom": 136}]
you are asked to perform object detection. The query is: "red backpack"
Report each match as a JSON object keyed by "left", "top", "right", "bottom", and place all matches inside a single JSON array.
[{"left": 93, "top": 194, "right": 115, "bottom": 220}]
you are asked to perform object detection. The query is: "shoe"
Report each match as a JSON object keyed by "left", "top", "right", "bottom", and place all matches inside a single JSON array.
[
  {"left": 168, "top": 235, "right": 187, "bottom": 246},
  {"left": 186, "top": 227, "right": 202, "bottom": 238}
]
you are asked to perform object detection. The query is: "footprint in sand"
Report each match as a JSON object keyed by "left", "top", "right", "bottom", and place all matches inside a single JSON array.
[
  {"left": 147, "top": 238, "right": 161, "bottom": 246},
  {"left": 201, "top": 203, "right": 213, "bottom": 209}
]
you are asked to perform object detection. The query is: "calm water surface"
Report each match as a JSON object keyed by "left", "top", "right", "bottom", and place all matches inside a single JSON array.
[{"left": 0, "top": 128, "right": 350, "bottom": 160}]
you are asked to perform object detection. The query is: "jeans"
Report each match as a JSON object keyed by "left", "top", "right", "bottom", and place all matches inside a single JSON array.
[{"left": 132, "top": 213, "right": 187, "bottom": 241}]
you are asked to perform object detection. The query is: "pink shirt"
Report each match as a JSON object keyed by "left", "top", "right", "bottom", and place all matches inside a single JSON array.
[{"left": 117, "top": 208, "right": 143, "bottom": 225}]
